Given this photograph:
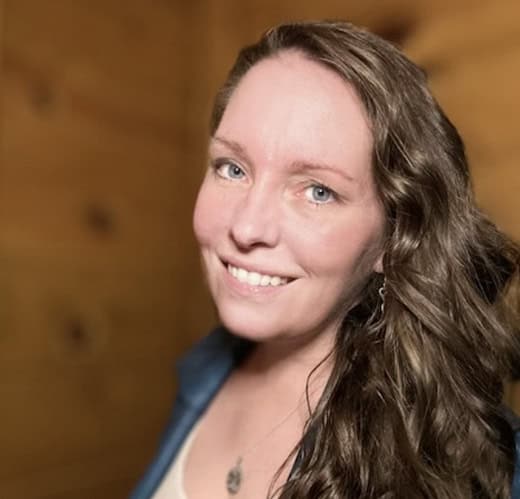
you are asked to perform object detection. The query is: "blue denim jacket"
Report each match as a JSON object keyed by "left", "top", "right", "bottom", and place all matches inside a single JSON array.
[{"left": 130, "top": 327, "right": 520, "bottom": 498}]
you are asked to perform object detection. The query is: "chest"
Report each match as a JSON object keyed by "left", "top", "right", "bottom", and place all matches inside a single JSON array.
[{"left": 183, "top": 374, "right": 306, "bottom": 499}]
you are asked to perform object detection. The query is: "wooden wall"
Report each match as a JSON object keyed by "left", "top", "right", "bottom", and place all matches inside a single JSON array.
[
  {"left": 0, "top": 2, "right": 216, "bottom": 498},
  {"left": 0, "top": 1, "right": 518, "bottom": 498}
]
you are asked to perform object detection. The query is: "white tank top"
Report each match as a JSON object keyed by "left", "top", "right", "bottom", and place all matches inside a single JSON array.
[{"left": 151, "top": 421, "right": 201, "bottom": 499}]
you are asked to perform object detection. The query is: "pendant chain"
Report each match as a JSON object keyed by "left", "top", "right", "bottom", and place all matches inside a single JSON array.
[{"left": 225, "top": 398, "right": 306, "bottom": 496}]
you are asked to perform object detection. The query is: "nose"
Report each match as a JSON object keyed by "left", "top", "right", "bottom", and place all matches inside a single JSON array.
[{"left": 229, "top": 186, "right": 280, "bottom": 250}]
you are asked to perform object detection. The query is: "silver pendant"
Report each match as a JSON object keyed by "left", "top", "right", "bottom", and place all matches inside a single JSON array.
[{"left": 226, "top": 457, "right": 242, "bottom": 495}]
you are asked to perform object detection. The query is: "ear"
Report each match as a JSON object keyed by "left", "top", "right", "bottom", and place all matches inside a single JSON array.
[{"left": 373, "top": 252, "right": 384, "bottom": 274}]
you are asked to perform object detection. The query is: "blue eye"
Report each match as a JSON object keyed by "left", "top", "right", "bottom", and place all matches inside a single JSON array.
[
  {"left": 216, "top": 161, "right": 245, "bottom": 180},
  {"left": 305, "top": 184, "right": 334, "bottom": 204}
]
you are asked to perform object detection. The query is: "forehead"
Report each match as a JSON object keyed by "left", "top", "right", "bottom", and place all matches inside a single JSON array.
[{"left": 216, "top": 51, "right": 373, "bottom": 179}]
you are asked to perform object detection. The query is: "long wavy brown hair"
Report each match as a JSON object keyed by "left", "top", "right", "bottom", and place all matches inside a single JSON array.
[{"left": 209, "top": 21, "right": 520, "bottom": 499}]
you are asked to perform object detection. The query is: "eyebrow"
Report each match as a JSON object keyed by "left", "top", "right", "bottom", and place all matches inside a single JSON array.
[
  {"left": 210, "top": 136, "right": 252, "bottom": 165},
  {"left": 288, "top": 161, "right": 356, "bottom": 183},
  {"left": 211, "top": 135, "right": 356, "bottom": 183}
]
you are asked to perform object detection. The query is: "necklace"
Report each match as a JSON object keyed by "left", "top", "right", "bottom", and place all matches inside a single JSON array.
[
  {"left": 225, "top": 401, "right": 304, "bottom": 496},
  {"left": 226, "top": 457, "right": 243, "bottom": 495}
]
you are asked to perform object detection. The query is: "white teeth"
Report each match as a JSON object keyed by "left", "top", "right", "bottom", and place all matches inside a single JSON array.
[
  {"left": 260, "top": 275, "right": 271, "bottom": 286},
  {"left": 247, "top": 272, "right": 262, "bottom": 286},
  {"left": 270, "top": 276, "right": 281, "bottom": 286},
  {"left": 237, "top": 268, "right": 248, "bottom": 283},
  {"left": 227, "top": 264, "right": 289, "bottom": 287}
]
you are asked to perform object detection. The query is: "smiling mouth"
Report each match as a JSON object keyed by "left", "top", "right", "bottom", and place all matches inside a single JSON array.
[{"left": 223, "top": 260, "right": 296, "bottom": 287}]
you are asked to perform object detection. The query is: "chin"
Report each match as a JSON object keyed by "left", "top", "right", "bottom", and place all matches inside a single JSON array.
[
  {"left": 219, "top": 320, "right": 276, "bottom": 342},
  {"left": 217, "top": 308, "right": 285, "bottom": 343}
]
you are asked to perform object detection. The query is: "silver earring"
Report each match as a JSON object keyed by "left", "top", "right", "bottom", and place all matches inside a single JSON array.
[{"left": 378, "top": 277, "right": 386, "bottom": 314}]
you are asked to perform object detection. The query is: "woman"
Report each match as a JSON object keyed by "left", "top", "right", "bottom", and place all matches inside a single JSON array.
[{"left": 131, "top": 21, "right": 520, "bottom": 498}]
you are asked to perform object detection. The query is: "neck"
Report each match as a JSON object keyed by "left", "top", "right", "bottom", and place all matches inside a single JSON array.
[{"left": 238, "top": 325, "right": 337, "bottom": 413}]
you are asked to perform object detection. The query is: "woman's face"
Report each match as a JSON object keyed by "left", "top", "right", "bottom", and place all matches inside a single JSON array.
[{"left": 193, "top": 51, "right": 385, "bottom": 344}]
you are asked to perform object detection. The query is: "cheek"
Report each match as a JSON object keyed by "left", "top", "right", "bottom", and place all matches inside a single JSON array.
[
  {"left": 293, "top": 213, "right": 382, "bottom": 277},
  {"left": 192, "top": 183, "right": 214, "bottom": 246},
  {"left": 192, "top": 181, "right": 230, "bottom": 246}
]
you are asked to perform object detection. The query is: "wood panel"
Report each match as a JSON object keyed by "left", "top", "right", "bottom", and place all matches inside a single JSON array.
[
  {"left": 406, "top": 0, "right": 520, "bottom": 239},
  {"left": 0, "top": 1, "right": 215, "bottom": 498}
]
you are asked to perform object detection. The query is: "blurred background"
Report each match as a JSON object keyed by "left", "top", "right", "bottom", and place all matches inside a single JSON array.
[{"left": 0, "top": 0, "right": 518, "bottom": 497}]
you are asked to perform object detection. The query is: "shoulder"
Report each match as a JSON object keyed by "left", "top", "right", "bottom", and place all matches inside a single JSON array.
[{"left": 129, "top": 327, "right": 253, "bottom": 499}]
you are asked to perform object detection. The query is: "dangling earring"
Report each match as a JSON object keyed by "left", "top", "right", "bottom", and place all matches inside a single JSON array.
[{"left": 378, "top": 277, "right": 386, "bottom": 314}]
